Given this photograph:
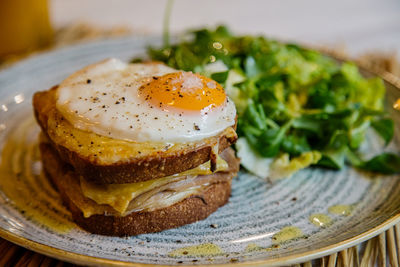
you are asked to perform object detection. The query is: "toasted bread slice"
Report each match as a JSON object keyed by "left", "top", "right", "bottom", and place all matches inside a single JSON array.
[
  {"left": 40, "top": 142, "right": 239, "bottom": 236},
  {"left": 34, "top": 86, "right": 238, "bottom": 184}
]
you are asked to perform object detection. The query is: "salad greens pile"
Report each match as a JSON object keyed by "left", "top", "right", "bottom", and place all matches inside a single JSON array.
[{"left": 140, "top": 26, "right": 400, "bottom": 179}]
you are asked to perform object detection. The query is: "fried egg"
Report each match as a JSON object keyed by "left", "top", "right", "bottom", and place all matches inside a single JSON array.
[{"left": 56, "top": 58, "right": 236, "bottom": 143}]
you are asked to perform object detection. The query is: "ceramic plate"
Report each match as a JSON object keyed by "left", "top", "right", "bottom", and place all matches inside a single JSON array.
[{"left": 1, "top": 36, "right": 400, "bottom": 267}]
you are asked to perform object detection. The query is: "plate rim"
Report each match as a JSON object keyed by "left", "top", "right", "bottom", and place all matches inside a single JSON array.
[
  {"left": 1, "top": 36, "right": 400, "bottom": 266},
  {"left": 1, "top": 213, "right": 399, "bottom": 267}
]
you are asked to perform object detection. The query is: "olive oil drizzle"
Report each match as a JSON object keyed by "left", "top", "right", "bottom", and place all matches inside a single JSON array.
[
  {"left": 169, "top": 243, "right": 223, "bottom": 257},
  {"left": 309, "top": 213, "right": 333, "bottom": 228},
  {"left": 271, "top": 226, "right": 303, "bottom": 244},
  {"left": 328, "top": 204, "right": 353, "bottom": 216},
  {"left": 0, "top": 117, "right": 74, "bottom": 233}
]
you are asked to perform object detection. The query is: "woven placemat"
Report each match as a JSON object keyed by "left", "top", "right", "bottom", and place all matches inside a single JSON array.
[{"left": 0, "top": 23, "right": 399, "bottom": 267}]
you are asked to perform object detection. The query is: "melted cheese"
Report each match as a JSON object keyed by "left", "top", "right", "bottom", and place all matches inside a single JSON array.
[
  {"left": 80, "top": 156, "right": 229, "bottom": 214},
  {"left": 47, "top": 101, "right": 237, "bottom": 164}
]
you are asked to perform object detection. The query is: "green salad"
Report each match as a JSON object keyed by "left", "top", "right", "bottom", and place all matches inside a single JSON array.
[{"left": 135, "top": 26, "right": 400, "bottom": 179}]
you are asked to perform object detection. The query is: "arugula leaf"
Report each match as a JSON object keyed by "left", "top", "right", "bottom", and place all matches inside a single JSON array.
[
  {"left": 318, "top": 149, "right": 347, "bottom": 170},
  {"left": 244, "top": 56, "right": 260, "bottom": 77},
  {"left": 371, "top": 118, "right": 394, "bottom": 146},
  {"left": 281, "top": 135, "right": 311, "bottom": 156},
  {"left": 359, "top": 153, "right": 400, "bottom": 174},
  {"left": 211, "top": 71, "right": 229, "bottom": 83}
]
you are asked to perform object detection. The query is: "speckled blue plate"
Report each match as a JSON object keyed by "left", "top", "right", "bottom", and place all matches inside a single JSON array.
[{"left": 1, "top": 36, "right": 400, "bottom": 266}]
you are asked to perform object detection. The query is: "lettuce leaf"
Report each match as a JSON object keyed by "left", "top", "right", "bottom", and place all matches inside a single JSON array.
[{"left": 144, "top": 25, "right": 399, "bottom": 177}]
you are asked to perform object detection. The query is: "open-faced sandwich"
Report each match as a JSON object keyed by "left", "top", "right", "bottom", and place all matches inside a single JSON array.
[{"left": 33, "top": 58, "right": 239, "bottom": 236}]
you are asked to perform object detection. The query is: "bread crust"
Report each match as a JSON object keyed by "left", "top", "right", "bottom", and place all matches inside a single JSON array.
[
  {"left": 40, "top": 142, "right": 235, "bottom": 236},
  {"left": 53, "top": 132, "right": 234, "bottom": 184},
  {"left": 33, "top": 86, "right": 237, "bottom": 184}
]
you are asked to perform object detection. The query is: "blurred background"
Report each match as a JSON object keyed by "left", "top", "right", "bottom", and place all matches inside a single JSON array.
[
  {"left": 1, "top": 0, "right": 400, "bottom": 60},
  {"left": 51, "top": 0, "right": 400, "bottom": 55}
]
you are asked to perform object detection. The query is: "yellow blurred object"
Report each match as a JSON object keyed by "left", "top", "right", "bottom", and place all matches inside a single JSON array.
[
  {"left": 0, "top": 0, "right": 53, "bottom": 57},
  {"left": 393, "top": 98, "right": 400, "bottom": 110}
]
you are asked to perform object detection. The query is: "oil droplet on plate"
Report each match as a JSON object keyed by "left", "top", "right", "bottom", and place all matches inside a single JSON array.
[
  {"left": 169, "top": 243, "right": 223, "bottom": 257},
  {"left": 244, "top": 243, "right": 274, "bottom": 253},
  {"left": 271, "top": 226, "right": 303, "bottom": 244},
  {"left": 309, "top": 213, "right": 332, "bottom": 227},
  {"left": 328, "top": 205, "right": 353, "bottom": 216}
]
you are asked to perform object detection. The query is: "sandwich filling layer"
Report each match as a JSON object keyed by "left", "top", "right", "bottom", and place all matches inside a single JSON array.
[
  {"left": 41, "top": 142, "right": 239, "bottom": 218},
  {"left": 80, "top": 155, "right": 229, "bottom": 214}
]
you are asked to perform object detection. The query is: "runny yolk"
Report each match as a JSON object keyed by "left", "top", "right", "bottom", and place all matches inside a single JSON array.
[{"left": 139, "top": 72, "right": 227, "bottom": 112}]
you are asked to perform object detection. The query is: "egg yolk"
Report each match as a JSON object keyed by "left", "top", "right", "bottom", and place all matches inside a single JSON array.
[{"left": 139, "top": 72, "right": 227, "bottom": 112}]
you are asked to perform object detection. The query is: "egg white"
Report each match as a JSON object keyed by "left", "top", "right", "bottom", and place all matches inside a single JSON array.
[{"left": 56, "top": 58, "right": 236, "bottom": 143}]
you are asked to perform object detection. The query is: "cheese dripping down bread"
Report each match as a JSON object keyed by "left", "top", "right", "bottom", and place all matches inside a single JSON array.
[{"left": 33, "top": 59, "right": 239, "bottom": 236}]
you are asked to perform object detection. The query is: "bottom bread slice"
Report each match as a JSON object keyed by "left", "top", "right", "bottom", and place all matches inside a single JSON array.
[{"left": 40, "top": 142, "right": 235, "bottom": 236}]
